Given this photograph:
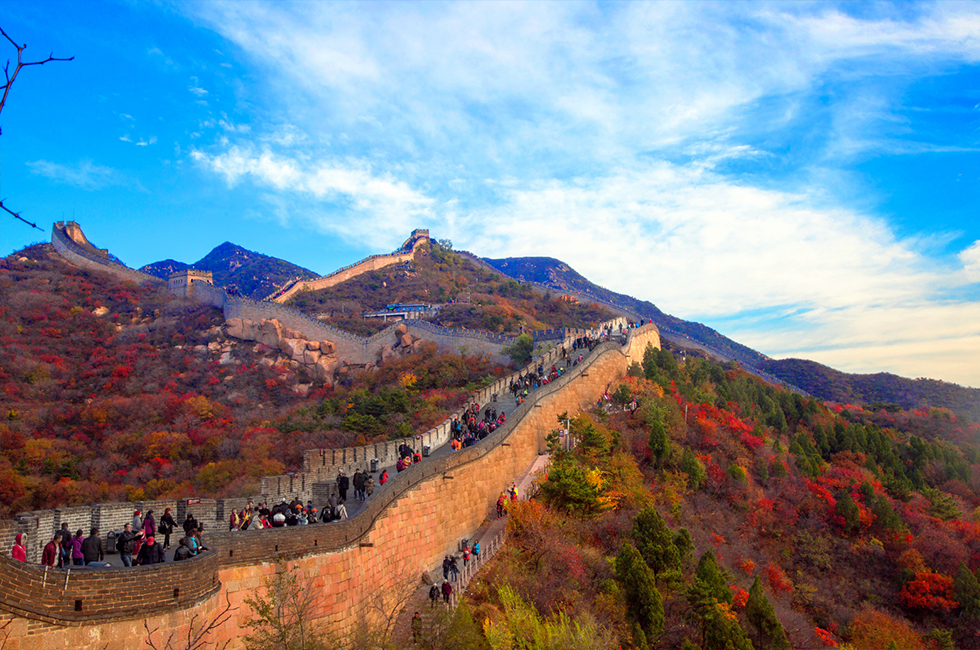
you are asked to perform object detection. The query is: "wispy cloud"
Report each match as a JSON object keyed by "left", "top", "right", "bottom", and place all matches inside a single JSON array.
[
  {"left": 26, "top": 159, "right": 119, "bottom": 190},
  {"left": 190, "top": 146, "right": 434, "bottom": 244},
  {"left": 179, "top": 1, "right": 980, "bottom": 386}
]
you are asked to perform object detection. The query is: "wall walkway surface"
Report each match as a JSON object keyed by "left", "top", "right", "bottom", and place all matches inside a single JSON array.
[{"left": 0, "top": 324, "right": 660, "bottom": 650}]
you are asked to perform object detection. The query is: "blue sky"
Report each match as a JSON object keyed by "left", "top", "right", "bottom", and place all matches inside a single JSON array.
[{"left": 2, "top": 1, "right": 979, "bottom": 387}]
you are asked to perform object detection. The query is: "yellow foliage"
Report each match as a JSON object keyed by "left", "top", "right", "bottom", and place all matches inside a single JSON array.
[
  {"left": 185, "top": 395, "right": 215, "bottom": 420},
  {"left": 848, "top": 608, "right": 925, "bottom": 650}
]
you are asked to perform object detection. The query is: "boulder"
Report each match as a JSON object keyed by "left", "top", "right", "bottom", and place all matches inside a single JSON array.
[
  {"left": 380, "top": 344, "right": 394, "bottom": 361},
  {"left": 395, "top": 323, "right": 408, "bottom": 335},
  {"left": 303, "top": 349, "right": 322, "bottom": 365},
  {"left": 93, "top": 306, "right": 109, "bottom": 317},
  {"left": 306, "top": 341, "right": 321, "bottom": 351},
  {"left": 218, "top": 351, "right": 235, "bottom": 365},
  {"left": 257, "top": 319, "right": 283, "bottom": 348},
  {"left": 398, "top": 333, "right": 413, "bottom": 348},
  {"left": 320, "top": 341, "right": 335, "bottom": 354},
  {"left": 226, "top": 318, "right": 245, "bottom": 339}
]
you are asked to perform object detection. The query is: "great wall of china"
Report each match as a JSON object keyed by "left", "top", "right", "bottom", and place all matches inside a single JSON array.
[{"left": 0, "top": 223, "right": 656, "bottom": 649}]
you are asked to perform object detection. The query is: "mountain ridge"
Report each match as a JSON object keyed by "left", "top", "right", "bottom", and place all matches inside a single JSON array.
[{"left": 141, "top": 241, "right": 318, "bottom": 299}]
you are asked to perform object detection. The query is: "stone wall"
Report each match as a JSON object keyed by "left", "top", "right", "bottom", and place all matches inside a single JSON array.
[
  {"left": 1, "top": 325, "right": 660, "bottom": 649},
  {"left": 271, "top": 235, "right": 429, "bottom": 304},
  {"left": 51, "top": 224, "right": 165, "bottom": 288}
]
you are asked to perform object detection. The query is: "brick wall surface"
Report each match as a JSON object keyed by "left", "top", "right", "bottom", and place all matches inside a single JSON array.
[{"left": 0, "top": 325, "right": 660, "bottom": 649}]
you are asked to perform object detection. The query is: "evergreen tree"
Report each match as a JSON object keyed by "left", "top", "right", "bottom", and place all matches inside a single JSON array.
[
  {"left": 616, "top": 542, "right": 665, "bottom": 643},
  {"left": 680, "top": 448, "right": 707, "bottom": 490},
  {"left": 648, "top": 418, "right": 670, "bottom": 469},
  {"left": 633, "top": 506, "right": 680, "bottom": 578},
  {"left": 745, "top": 577, "right": 790, "bottom": 650},
  {"left": 835, "top": 491, "right": 861, "bottom": 535},
  {"left": 954, "top": 563, "right": 980, "bottom": 621},
  {"left": 694, "top": 550, "right": 732, "bottom": 604}
]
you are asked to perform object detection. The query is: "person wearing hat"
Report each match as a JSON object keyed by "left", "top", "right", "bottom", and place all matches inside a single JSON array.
[
  {"left": 441, "top": 580, "right": 453, "bottom": 604},
  {"left": 136, "top": 536, "right": 164, "bottom": 565}
]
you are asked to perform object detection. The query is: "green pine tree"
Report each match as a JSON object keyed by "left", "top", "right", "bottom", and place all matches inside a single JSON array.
[
  {"left": 633, "top": 506, "right": 680, "bottom": 578},
  {"left": 745, "top": 577, "right": 790, "bottom": 650},
  {"left": 954, "top": 563, "right": 980, "bottom": 621},
  {"left": 680, "top": 448, "right": 707, "bottom": 490},
  {"left": 616, "top": 542, "right": 665, "bottom": 642}
]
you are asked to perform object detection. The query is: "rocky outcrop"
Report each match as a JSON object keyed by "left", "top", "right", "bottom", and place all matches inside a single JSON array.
[{"left": 224, "top": 317, "right": 341, "bottom": 384}]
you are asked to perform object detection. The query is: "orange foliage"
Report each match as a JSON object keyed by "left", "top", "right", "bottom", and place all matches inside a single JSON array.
[
  {"left": 739, "top": 558, "right": 756, "bottom": 575},
  {"left": 847, "top": 608, "right": 925, "bottom": 650},
  {"left": 814, "top": 627, "right": 839, "bottom": 648}
]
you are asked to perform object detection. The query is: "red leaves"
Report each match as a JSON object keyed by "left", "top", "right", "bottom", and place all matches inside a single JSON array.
[
  {"left": 814, "top": 627, "right": 839, "bottom": 647},
  {"left": 899, "top": 571, "right": 958, "bottom": 612},
  {"left": 765, "top": 562, "right": 792, "bottom": 595}
]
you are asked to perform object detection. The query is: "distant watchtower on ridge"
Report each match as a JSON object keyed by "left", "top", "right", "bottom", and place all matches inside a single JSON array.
[{"left": 168, "top": 269, "right": 214, "bottom": 299}]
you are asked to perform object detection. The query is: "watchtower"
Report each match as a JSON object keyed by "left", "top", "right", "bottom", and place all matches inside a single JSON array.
[{"left": 168, "top": 269, "right": 214, "bottom": 299}]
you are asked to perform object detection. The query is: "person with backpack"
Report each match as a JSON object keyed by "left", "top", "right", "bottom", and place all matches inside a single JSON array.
[
  {"left": 379, "top": 469, "right": 389, "bottom": 485},
  {"left": 428, "top": 584, "right": 439, "bottom": 608},
  {"left": 472, "top": 540, "right": 480, "bottom": 559}
]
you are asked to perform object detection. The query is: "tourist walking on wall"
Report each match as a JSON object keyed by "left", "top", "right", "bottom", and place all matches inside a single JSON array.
[
  {"left": 143, "top": 509, "right": 156, "bottom": 539},
  {"left": 136, "top": 536, "right": 164, "bottom": 565},
  {"left": 71, "top": 529, "right": 85, "bottom": 566},
  {"left": 183, "top": 513, "right": 198, "bottom": 537},
  {"left": 81, "top": 528, "right": 103, "bottom": 565},
  {"left": 117, "top": 523, "right": 141, "bottom": 568},
  {"left": 41, "top": 535, "right": 58, "bottom": 567},
  {"left": 159, "top": 507, "right": 176, "bottom": 550},
  {"left": 11, "top": 533, "right": 26, "bottom": 562},
  {"left": 364, "top": 473, "right": 375, "bottom": 498},
  {"left": 379, "top": 469, "right": 389, "bottom": 485},
  {"left": 337, "top": 470, "right": 349, "bottom": 502},
  {"left": 441, "top": 580, "right": 453, "bottom": 604},
  {"left": 132, "top": 509, "right": 143, "bottom": 532},
  {"left": 450, "top": 556, "right": 459, "bottom": 581},
  {"left": 353, "top": 469, "right": 364, "bottom": 501},
  {"left": 428, "top": 584, "right": 439, "bottom": 608}
]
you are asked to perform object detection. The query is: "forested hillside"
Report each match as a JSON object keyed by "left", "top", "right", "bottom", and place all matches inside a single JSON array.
[
  {"left": 442, "top": 346, "right": 980, "bottom": 650},
  {"left": 0, "top": 245, "right": 509, "bottom": 516},
  {"left": 288, "top": 242, "right": 616, "bottom": 336},
  {"left": 760, "top": 358, "right": 980, "bottom": 423}
]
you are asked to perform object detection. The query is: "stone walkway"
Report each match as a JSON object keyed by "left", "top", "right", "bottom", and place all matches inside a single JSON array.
[{"left": 388, "top": 453, "right": 551, "bottom": 649}]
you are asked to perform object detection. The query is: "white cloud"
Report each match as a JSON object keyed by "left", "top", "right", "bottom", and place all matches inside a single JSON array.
[
  {"left": 189, "top": 86, "right": 208, "bottom": 96},
  {"left": 190, "top": 146, "right": 434, "bottom": 244},
  {"left": 26, "top": 159, "right": 119, "bottom": 190},
  {"left": 179, "top": 1, "right": 980, "bottom": 386}
]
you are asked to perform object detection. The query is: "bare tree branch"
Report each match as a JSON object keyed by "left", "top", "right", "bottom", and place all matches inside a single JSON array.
[
  {"left": 0, "top": 25, "right": 74, "bottom": 120},
  {"left": 0, "top": 25, "right": 73, "bottom": 229},
  {"left": 0, "top": 199, "right": 42, "bottom": 230},
  {"left": 143, "top": 593, "right": 235, "bottom": 650}
]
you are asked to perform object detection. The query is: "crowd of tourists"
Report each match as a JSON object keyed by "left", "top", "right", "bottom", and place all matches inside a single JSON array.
[
  {"left": 10, "top": 322, "right": 640, "bottom": 570},
  {"left": 9, "top": 506, "right": 209, "bottom": 568}
]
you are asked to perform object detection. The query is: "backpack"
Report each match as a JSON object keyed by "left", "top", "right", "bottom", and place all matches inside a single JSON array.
[{"left": 429, "top": 585, "right": 439, "bottom": 600}]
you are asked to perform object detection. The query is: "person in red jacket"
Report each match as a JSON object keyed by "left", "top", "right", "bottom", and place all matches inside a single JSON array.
[
  {"left": 41, "top": 535, "right": 58, "bottom": 566},
  {"left": 11, "top": 533, "right": 26, "bottom": 562}
]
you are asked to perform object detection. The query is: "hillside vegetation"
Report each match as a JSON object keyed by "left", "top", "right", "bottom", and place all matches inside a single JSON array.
[
  {"left": 287, "top": 243, "right": 617, "bottom": 336},
  {"left": 0, "top": 245, "right": 507, "bottom": 517},
  {"left": 436, "top": 347, "right": 980, "bottom": 650},
  {"left": 760, "top": 358, "right": 980, "bottom": 423}
]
